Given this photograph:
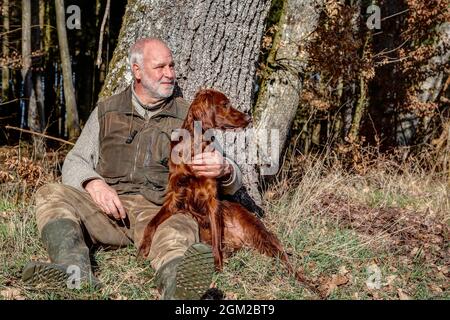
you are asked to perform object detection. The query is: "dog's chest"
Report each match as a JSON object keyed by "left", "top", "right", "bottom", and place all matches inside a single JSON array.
[{"left": 174, "top": 176, "right": 218, "bottom": 213}]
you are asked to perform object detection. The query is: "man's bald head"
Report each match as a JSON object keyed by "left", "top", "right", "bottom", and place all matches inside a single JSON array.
[{"left": 128, "top": 38, "right": 171, "bottom": 69}]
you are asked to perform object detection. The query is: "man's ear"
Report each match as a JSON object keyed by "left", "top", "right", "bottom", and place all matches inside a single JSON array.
[{"left": 132, "top": 63, "right": 141, "bottom": 80}]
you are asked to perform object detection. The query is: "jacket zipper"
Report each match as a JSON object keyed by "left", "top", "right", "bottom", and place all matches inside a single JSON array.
[{"left": 130, "top": 118, "right": 149, "bottom": 182}]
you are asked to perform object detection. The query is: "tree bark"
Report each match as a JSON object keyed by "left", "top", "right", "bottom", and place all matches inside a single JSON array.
[
  {"left": 100, "top": 0, "right": 271, "bottom": 210},
  {"left": 55, "top": 0, "right": 80, "bottom": 139},
  {"left": 254, "top": 0, "right": 323, "bottom": 171},
  {"left": 43, "top": 0, "right": 51, "bottom": 53},
  {"left": 417, "top": 23, "right": 450, "bottom": 105},
  {"left": 2, "top": 0, "right": 9, "bottom": 100},
  {"left": 100, "top": 0, "right": 270, "bottom": 113}
]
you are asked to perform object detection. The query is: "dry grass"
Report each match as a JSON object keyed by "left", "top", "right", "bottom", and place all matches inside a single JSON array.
[{"left": 0, "top": 145, "right": 448, "bottom": 300}]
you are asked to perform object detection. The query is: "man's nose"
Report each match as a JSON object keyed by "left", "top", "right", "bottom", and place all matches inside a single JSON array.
[{"left": 164, "top": 66, "right": 175, "bottom": 79}]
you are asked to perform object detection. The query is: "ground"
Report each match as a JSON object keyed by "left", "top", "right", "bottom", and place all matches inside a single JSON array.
[{"left": 0, "top": 145, "right": 448, "bottom": 300}]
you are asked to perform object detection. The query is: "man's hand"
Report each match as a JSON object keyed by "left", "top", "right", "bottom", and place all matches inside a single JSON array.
[
  {"left": 84, "top": 179, "right": 127, "bottom": 220},
  {"left": 190, "top": 150, "right": 232, "bottom": 179}
]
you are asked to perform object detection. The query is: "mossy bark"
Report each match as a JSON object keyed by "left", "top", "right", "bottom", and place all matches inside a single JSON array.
[{"left": 254, "top": 0, "right": 324, "bottom": 169}]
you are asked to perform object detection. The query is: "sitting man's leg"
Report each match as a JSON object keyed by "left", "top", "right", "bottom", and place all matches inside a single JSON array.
[
  {"left": 22, "top": 183, "right": 132, "bottom": 289},
  {"left": 134, "top": 206, "right": 215, "bottom": 300}
]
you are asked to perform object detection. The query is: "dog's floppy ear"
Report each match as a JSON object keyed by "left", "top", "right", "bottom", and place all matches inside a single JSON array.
[
  {"left": 184, "top": 90, "right": 216, "bottom": 132},
  {"left": 199, "top": 92, "right": 216, "bottom": 130}
]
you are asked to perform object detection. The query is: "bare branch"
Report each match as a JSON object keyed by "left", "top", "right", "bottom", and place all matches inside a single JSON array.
[{"left": 4, "top": 125, "right": 75, "bottom": 145}]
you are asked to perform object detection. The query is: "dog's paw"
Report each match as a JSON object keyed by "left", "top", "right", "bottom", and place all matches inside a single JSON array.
[{"left": 136, "top": 243, "right": 150, "bottom": 260}]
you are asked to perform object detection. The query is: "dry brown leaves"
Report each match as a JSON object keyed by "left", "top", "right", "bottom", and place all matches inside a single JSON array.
[
  {"left": 2, "top": 156, "right": 45, "bottom": 185},
  {"left": 318, "top": 266, "right": 351, "bottom": 298},
  {"left": 315, "top": 193, "right": 449, "bottom": 267},
  {"left": 0, "top": 147, "right": 60, "bottom": 191},
  {"left": 0, "top": 288, "right": 25, "bottom": 300}
]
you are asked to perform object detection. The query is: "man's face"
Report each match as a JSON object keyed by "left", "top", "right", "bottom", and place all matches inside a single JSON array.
[{"left": 135, "top": 42, "right": 176, "bottom": 101}]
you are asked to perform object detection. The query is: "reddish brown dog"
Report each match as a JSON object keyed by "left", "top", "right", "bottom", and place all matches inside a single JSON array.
[{"left": 137, "top": 89, "right": 314, "bottom": 291}]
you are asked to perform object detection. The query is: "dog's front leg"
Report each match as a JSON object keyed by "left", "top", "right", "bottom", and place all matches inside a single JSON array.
[
  {"left": 208, "top": 199, "right": 224, "bottom": 271},
  {"left": 137, "top": 205, "right": 172, "bottom": 259}
]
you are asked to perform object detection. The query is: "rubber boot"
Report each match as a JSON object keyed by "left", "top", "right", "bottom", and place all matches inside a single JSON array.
[
  {"left": 155, "top": 243, "right": 215, "bottom": 300},
  {"left": 22, "top": 218, "right": 101, "bottom": 290}
]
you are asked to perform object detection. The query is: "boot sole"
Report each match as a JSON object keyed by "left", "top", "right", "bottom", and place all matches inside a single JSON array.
[
  {"left": 174, "top": 243, "right": 215, "bottom": 300},
  {"left": 22, "top": 261, "right": 70, "bottom": 288},
  {"left": 22, "top": 261, "right": 103, "bottom": 290}
]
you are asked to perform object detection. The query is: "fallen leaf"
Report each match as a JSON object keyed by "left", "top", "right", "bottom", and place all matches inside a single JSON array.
[
  {"left": 307, "top": 261, "right": 317, "bottom": 270},
  {"left": 428, "top": 284, "right": 443, "bottom": 294},
  {"left": 319, "top": 274, "right": 349, "bottom": 297},
  {"left": 368, "top": 291, "right": 380, "bottom": 300},
  {"left": 0, "top": 288, "right": 24, "bottom": 300},
  {"left": 397, "top": 288, "right": 411, "bottom": 300},
  {"left": 437, "top": 266, "right": 448, "bottom": 275},
  {"left": 436, "top": 272, "right": 447, "bottom": 281},
  {"left": 225, "top": 292, "right": 238, "bottom": 300},
  {"left": 383, "top": 275, "right": 397, "bottom": 287},
  {"left": 410, "top": 247, "right": 420, "bottom": 257}
]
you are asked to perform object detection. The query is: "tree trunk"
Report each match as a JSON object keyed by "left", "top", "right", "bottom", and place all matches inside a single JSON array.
[
  {"left": 100, "top": 0, "right": 271, "bottom": 210},
  {"left": 37, "top": 0, "right": 46, "bottom": 131},
  {"left": 418, "top": 22, "right": 450, "bottom": 189},
  {"left": 417, "top": 23, "right": 450, "bottom": 105},
  {"left": 28, "top": 0, "right": 45, "bottom": 157},
  {"left": 417, "top": 22, "right": 450, "bottom": 138},
  {"left": 254, "top": 0, "right": 323, "bottom": 173},
  {"left": 55, "top": 0, "right": 80, "bottom": 139},
  {"left": 2, "top": 0, "right": 9, "bottom": 100},
  {"left": 22, "top": 0, "right": 34, "bottom": 131},
  {"left": 43, "top": 0, "right": 51, "bottom": 53}
]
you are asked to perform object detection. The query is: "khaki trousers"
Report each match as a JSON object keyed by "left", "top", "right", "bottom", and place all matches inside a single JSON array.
[{"left": 35, "top": 183, "right": 199, "bottom": 270}]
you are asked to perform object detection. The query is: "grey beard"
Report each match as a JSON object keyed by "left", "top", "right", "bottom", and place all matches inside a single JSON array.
[{"left": 142, "top": 78, "right": 174, "bottom": 100}]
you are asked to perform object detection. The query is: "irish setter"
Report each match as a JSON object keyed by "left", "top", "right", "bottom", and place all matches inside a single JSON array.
[{"left": 137, "top": 89, "right": 317, "bottom": 293}]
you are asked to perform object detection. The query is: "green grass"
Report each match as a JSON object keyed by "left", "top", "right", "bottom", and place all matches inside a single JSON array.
[{"left": 0, "top": 153, "right": 448, "bottom": 300}]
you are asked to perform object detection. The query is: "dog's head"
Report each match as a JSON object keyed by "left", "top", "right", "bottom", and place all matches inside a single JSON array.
[{"left": 183, "top": 89, "right": 251, "bottom": 132}]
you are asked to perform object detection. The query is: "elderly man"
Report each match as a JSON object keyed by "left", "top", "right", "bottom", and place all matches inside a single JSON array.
[{"left": 22, "top": 38, "right": 242, "bottom": 300}]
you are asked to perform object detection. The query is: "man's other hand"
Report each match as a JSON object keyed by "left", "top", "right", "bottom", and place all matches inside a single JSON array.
[
  {"left": 84, "top": 179, "right": 127, "bottom": 220},
  {"left": 190, "top": 150, "right": 232, "bottom": 179}
]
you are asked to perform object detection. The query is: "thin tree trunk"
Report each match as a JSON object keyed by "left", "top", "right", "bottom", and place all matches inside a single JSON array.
[
  {"left": 44, "top": 0, "right": 51, "bottom": 53},
  {"left": 28, "top": 0, "right": 45, "bottom": 157},
  {"left": 37, "top": 0, "right": 46, "bottom": 130},
  {"left": 348, "top": 2, "right": 369, "bottom": 143},
  {"left": 255, "top": 0, "right": 323, "bottom": 173},
  {"left": 22, "top": 0, "right": 33, "bottom": 131},
  {"left": 28, "top": 0, "right": 42, "bottom": 133},
  {"left": 2, "top": 0, "right": 9, "bottom": 100},
  {"left": 55, "top": 0, "right": 80, "bottom": 139},
  {"left": 96, "top": 0, "right": 111, "bottom": 68},
  {"left": 21, "top": 0, "right": 31, "bottom": 79},
  {"left": 349, "top": 73, "right": 368, "bottom": 142}
]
